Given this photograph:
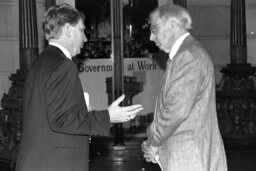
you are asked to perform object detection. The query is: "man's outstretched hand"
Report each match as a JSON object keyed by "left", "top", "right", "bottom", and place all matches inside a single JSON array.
[{"left": 108, "top": 94, "right": 143, "bottom": 123}]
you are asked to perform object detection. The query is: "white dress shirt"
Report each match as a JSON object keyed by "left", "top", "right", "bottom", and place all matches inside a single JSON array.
[
  {"left": 49, "top": 41, "right": 72, "bottom": 60},
  {"left": 169, "top": 32, "right": 190, "bottom": 60}
]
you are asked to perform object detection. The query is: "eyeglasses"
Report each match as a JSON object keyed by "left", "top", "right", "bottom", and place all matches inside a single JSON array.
[{"left": 150, "top": 22, "right": 165, "bottom": 35}]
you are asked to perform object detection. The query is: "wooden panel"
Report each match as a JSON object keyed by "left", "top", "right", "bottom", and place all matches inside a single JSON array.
[
  {"left": 0, "top": 6, "right": 7, "bottom": 37},
  {"left": 6, "top": 4, "right": 19, "bottom": 37},
  {"left": 199, "top": 38, "right": 230, "bottom": 65},
  {"left": 0, "top": 40, "right": 19, "bottom": 71},
  {"left": 188, "top": 0, "right": 230, "bottom": 6},
  {"left": 190, "top": 7, "right": 230, "bottom": 37},
  {"left": 37, "top": 3, "right": 47, "bottom": 39},
  {"left": 248, "top": 38, "right": 256, "bottom": 64},
  {"left": 246, "top": 7, "right": 256, "bottom": 35}
]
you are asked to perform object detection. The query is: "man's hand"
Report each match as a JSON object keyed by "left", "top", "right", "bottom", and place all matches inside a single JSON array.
[
  {"left": 141, "top": 140, "right": 158, "bottom": 163},
  {"left": 108, "top": 94, "right": 143, "bottom": 123}
]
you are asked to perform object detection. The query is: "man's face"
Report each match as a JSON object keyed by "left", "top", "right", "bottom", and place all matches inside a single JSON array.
[
  {"left": 149, "top": 13, "right": 175, "bottom": 53},
  {"left": 70, "top": 19, "right": 87, "bottom": 56}
]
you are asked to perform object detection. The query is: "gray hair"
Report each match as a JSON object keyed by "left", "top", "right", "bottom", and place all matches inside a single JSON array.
[
  {"left": 150, "top": 4, "right": 192, "bottom": 30},
  {"left": 42, "top": 3, "right": 85, "bottom": 40}
]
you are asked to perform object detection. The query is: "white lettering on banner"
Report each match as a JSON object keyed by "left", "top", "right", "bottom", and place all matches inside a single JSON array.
[
  {"left": 78, "top": 63, "right": 112, "bottom": 72},
  {"left": 78, "top": 60, "right": 158, "bottom": 72},
  {"left": 137, "top": 60, "right": 157, "bottom": 70}
]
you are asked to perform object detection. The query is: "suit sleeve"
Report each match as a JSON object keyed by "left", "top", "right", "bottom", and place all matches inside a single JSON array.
[
  {"left": 45, "top": 60, "right": 110, "bottom": 136},
  {"left": 147, "top": 51, "right": 202, "bottom": 147}
]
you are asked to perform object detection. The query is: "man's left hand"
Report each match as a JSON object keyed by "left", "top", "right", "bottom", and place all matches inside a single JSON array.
[{"left": 141, "top": 140, "right": 158, "bottom": 163}]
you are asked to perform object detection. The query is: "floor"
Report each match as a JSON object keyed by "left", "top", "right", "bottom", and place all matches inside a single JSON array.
[
  {"left": 90, "top": 151, "right": 256, "bottom": 171},
  {"left": 1, "top": 137, "right": 255, "bottom": 171},
  {"left": 89, "top": 137, "right": 256, "bottom": 171},
  {"left": 90, "top": 160, "right": 161, "bottom": 171}
]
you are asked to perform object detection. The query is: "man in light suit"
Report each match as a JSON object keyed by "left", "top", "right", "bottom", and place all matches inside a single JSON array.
[
  {"left": 15, "top": 3, "right": 143, "bottom": 171},
  {"left": 141, "top": 4, "right": 227, "bottom": 171}
]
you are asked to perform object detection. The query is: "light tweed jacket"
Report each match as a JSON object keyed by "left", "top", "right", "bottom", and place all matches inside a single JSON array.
[{"left": 147, "top": 35, "right": 227, "bottom": 171}]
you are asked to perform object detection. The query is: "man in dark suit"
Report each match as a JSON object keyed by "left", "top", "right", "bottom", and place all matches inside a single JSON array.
[
  {"left": 15, "top": 3, "right": 143, "bottom": 171},
  {"left": 141, "top": 4, "right": 227, "bottom": 171}
]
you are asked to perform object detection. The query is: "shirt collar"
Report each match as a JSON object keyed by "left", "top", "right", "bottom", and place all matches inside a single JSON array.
[
  {"left": 49, "top": 42, "right": 72, "bottom": 60},
  {"left": 169, "top": 32, "right": 190, "bottom": 60}
]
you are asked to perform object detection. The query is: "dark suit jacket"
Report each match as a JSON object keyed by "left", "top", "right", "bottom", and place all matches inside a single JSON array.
[{"left": 15, "top": 45, "right": 110, "bottom": 171}]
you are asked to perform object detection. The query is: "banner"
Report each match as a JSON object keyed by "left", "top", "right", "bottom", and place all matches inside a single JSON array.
[{"left": 78, "top": 58, "right": 164, "bottom": 115}]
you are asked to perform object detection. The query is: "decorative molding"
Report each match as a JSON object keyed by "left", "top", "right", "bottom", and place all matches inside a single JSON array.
[
  {"left": 246, "top": 4, "right": 256, "bottom": 9},
  {"left": 196, "top": 35, "right": 230, "bottom": 40},
  {"left": 0, "top": 1, "right": 44, "bottom": 6},
  {"left": 0, "top": 71, "right": 16, "bottom": 75},
  {"left": 214, "top": 64, "right": 228, "bottom": 69},
  {"left": 194, "top": 34, "right": 256, "bottom": 41},
  {"left": 247, "top": 34, "right": 256, "bottom": 39},
  {"left": 0, "top": 1, "right": 18, "bottom": 6},
  {"left": 0, "top": 36, "right": 45, "bottom": 41},
  {"left": 188, "top": 5, "right": 230, "bottom": 10},
  {"left": 0, "top": 0, "right": 45, "bottom": 6},
  {"left": 194, "top": 34, "right": 256, "bottom": 40},
  {"left": 188, "top": 4, "right": 256, "bottom": 10},
  {"left": 0, "top": 37, "right": 19, "bottom": 41}
]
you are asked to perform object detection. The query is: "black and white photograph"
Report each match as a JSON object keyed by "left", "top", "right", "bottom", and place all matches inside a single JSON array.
[{"left": 0, "top": 0, "right": 256, "bottom": 171}]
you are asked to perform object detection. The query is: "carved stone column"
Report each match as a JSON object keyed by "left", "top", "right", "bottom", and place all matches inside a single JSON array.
[
  {"left": 216, "top": 0, "right": 256, "bottom": 150},
  {"left": 173, "top": 0, "right": 186, "bottom": 8},
  {"left": 0, "top": 0, "right": 38, "bottom": 162},
  {"left": 19, "top": 0, "right": 39, "bottom": 71},
  {"left": 111, "top": 0, "right": 125, "bottom": 147}
]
